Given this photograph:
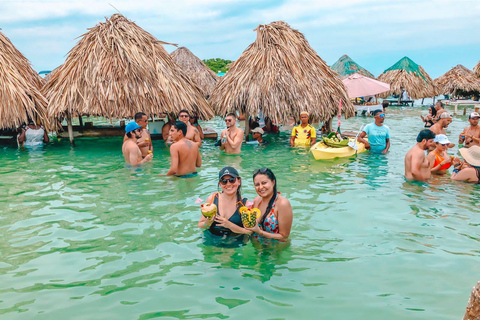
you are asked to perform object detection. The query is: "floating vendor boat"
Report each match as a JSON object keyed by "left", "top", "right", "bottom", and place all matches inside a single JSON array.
[{"left": 310, "top": 133, "right": 367, "bottom": 160}]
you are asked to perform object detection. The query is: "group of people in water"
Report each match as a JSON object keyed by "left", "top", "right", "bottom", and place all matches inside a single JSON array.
[{"left": 405, "top": 101, "right": 480, "bottom": 183}]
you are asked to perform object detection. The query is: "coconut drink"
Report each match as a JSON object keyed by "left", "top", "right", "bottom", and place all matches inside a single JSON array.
[{"left": 201, "top": 203, "right": 217, "bottom": 218}]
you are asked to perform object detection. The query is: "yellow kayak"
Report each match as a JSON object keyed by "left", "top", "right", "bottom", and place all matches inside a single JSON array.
[{"left": 310, "top": 138, "right": 366, "bottom": 160}]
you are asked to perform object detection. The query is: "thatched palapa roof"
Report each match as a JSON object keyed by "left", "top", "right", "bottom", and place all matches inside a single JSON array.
[
  {"left": 0, "top": 30, "right": 49, "bottom": 130},
  {"left": 434, "top": 65, "right": 480, "bottom": 95},
  {"left": 45, "top": 14, "right": 213, "bottom": 120},
  {"left": 170, "top": 47, "right": 218, "bottom": 98},
  {"left": 377, "top": 56, "right": 436, "bottom": 99},
  {"left": 331, "top": 54, "right": 374, "bottom": 79},
  {"left": 474, "top": 61, "right": 480, "bottom": 78},
  {"left": 210, "top": 21, "right": 354, "bottom": 124}
]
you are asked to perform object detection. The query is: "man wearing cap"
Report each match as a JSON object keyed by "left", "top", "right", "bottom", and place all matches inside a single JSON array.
[
  {"left": 220, "top": 113, "right": 244, "bottom": 154},
  {"left": 122, "top": 122, "right": 153, "bottom": 165},
  {"left": 166, "top": 121, "right": 201, "bottom": 178},
  {"left": 459, "top": 112, "right": 480, "bottom": 148},
  {"left": 247, "top": 127, "right": 268, "bottom": 145},
  {"left": 427, "top": 134, "right": 455, "bottom": 175},
  {"left": 405, "top": 129, "right": 436, "bottom": 181},
  {"left": 357, "top": 109, "right": 390, "bottom": 154},
  {"left": 290, "top": 111, "right": 316, "bottom": 147},
  {"left": 123, "top": 112, "right": 153, "bottom": 157},
  {"left": 429, "top": 112, "right": 453, "bottom": 136}
]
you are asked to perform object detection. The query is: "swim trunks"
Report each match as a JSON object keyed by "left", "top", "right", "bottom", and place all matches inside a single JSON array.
[{"left": 175, "top": 172, "right": 198, "bottom": 178}]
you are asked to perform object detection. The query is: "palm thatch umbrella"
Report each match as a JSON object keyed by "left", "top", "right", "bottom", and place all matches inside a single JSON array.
[
  {"left": 434, "top": 65, "right": 480, "bottom": 96},
  {"left": 0, "top": 30, "right": 49, "bottom": 131},
  {"left": 209, "top": 21, "right": 354, "bottom": 127},
  {"left": 44, "top": 14, "right": 213, "bottom": 142},
  {"left": 474, "top": 61, "right": 480, "bottom": 78},
  {"left": 331, "top": 54, "right": 374, "bottom": 79},
  {"left": 170, "top": 47, "right": 218, "bottom": 98},
  {"left": 377, "top": 57, "right": 436, "bottom": 99}
]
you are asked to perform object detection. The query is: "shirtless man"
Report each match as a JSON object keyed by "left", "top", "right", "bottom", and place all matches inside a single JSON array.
[
  {"left": 166, "top": 121, "right": 201, "bottom": 178},
  {"left": 459, "top": 112, "right": 480, "bottom": 148},
  {"left": 122, "top": 122, "right": 153, "bottom": 165},
  {"left": 429, "top": 112, "right": 452, "bottom": 136},
  {"left": 178, "top": 110, "right": 202, "bottom": 147},
  {"left": 405, "top": 129, "right": 436, "bottom": 181},
  {"left": 434, "top": 101, "right": 446, "bottom": 120},
  {"left": 219, "top": 113, "right": 244, "bottom": 155},
  {"left": 123, "top": 112, "right": 152, "bottom": 157},
  {"left": 162, "top": 114, "right": 175, "bottom": 145}
]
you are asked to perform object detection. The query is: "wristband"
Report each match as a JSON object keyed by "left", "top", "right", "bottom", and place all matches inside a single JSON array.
[
  {"left": 453, "top": 169, "right": 459, "bottom": 174},
  {"left": 203, "top": 222, "right": 210, "bottom": 228}
]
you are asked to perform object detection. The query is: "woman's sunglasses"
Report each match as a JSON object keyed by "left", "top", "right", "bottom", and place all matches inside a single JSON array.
[
  {"left": 220, "top": 177, "right": 237, "bottom": 185},
  {"left": 253, "top": 167, "right": 269, "bottom": 175}
]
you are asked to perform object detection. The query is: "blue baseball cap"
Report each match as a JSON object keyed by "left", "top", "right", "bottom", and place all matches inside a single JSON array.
[{"left": 125, "top": 121, "right": 142, "bottom": 133}]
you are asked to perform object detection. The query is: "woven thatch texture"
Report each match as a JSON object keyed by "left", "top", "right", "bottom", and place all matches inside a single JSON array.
[
  {"left": 0, "top": 31, "right": 49, "bottom": 130},
  {"left": 170, "top": 47, "right": 218, "bottom": 98},
  {"left": 331, "top": 54, "right": 374, "bottom": 79},
  {"left": 209, "top": 21, "right": 354, "bottom": 124},
  {"left": 377, "top": 57, "right": 436, "bottom": 99},
  {"left": 45, "top": 14, "right": 213, "bottom": 120},
  {"left": 464, "top": 280, "right": 480, "bottom": 320},
  {"left": 474, "top": 61, "right": 480, "bottom": 78},
  {"left": 434, "top": 65, "right": 480, "bottom": 95}
]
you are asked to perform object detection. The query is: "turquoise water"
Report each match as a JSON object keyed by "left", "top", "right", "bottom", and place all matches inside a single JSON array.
[{"left": 1, "top": 107, "right": 478, "bottom": 319}]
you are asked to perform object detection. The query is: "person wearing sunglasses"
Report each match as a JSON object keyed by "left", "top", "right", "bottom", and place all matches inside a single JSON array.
[
  {"left": 123, "top": 112, "right": 153, "bottom": 157},
  {"left": 219, "top": 113, "right": 244, "bottom": 154},
  {"left": 357, "top": 109, "right": 390, "bottom": 154},
  {"left": 177, "top": 110, "right": 202, "bottom": 148},
  {"left": 122, "top": 121, "right": 153, "bottom": 165},
  {"left": 198, "top": 167, "right": 251, "bottom": 243},
  {"left": 246, "top": 168, "right": 292, "bottom": 242}
]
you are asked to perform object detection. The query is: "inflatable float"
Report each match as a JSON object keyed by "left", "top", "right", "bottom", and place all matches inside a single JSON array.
[{"left": 310, "top": 137, "right": 367, "bottom": 160}]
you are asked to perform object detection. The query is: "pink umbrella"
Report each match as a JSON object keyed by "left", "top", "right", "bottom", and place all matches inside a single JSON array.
[{"left": 342, "top": 73, "right": 390, "bottom": 99}]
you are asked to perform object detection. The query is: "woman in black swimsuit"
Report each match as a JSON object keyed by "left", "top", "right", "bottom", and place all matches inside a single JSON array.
[
  {"left": 421, "top": 106, "right": 436, "bottom": 128},
  {"left": 198, "top": 167, "right": 251, "bottom": 244}
]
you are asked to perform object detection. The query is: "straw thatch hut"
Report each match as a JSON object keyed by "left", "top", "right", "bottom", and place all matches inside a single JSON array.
[
  {"left": 0, "top": 30, "right": 49, "bottom": 131},
  {"left": 377, "top": 57, "right": 436, "bottom": 99},
  {"left": 170, "top": 47, "right": 218, "bottom": 98},
  {"left": 434, "top": 65, "right": 480, "bottom": 96},
  {"left": 210, "top": 21, "right": 354, "bottom": 126},
  {"left": 45, "top": 14, "right": 213, "bottom": 142},
  {"left": 331, "top": 54, "right": 374, "bottom": 79},
  {"left": 474, "top": 61, "right": 480, "bottom": 78}
]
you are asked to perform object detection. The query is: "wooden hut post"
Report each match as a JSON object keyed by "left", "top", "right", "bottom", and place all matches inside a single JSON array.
[
  {"left": 244, "top": 109, "right": 250, "bottom": 140},
  {"left": 67, "top": 116, "right": 75, "bottom": 146}
]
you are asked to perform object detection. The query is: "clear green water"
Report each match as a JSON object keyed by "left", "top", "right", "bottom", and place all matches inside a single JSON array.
[{"left": 1, "top": 107, "right": 478, "bottom": 319}]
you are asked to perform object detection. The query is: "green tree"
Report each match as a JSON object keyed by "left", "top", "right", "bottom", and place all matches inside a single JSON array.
[{"left": 203, "top": 58, "right": 232, "bottom": 74}]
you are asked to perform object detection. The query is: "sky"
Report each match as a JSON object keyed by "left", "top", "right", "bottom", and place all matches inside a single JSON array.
[{"left": 1, "top": 0, "right": 479, "bottom": 78}]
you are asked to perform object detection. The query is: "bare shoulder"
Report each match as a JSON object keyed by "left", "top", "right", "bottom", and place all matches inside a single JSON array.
[
  {"left": 277, "top": 195, "right": 291, "bottom": 207},
  {"left": 206, "top": 193, "right": 217, "bottom": 203}
]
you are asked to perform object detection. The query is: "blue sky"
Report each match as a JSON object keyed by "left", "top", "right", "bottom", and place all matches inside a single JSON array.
[{"left": 1, "top": 0, "right": 479, "bottom": 78}]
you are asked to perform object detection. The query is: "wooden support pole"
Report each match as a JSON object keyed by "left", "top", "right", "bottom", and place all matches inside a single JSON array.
[
  {"left": 78, "top": 116, "right": 83, "bottom": 133},
  {"left": 67, "top": 117, "right": 75, "bottom": 146},
  {"left": 244, "top": 109, "right": 250, "bottom": 141}
]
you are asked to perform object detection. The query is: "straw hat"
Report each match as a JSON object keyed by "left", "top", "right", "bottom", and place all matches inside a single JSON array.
[{"left": 459, "top": 145, "right": 480, "bottom": 167}]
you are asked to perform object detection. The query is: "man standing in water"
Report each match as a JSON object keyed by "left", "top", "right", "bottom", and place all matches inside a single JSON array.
[
  {"left": 123, "top": 112, "right": 153, "bottom": 157},
  {"left": 404, "top": 129, "right": 436, "bottom": 181},
  {"left": 434, "top": 101, "right": 446, "bottom": 120},
  {"left": 459, "top": 112, "right": 480, "bottom": 148},
  {"left": 122, "top": 122, "right": 153, "bottom": 165},
  {"left": 290, "top": 111, "right": 316, "bottom": 147},
  {"left": 357, "top": 109, "right": 390, "bottom": 154},
  {"left": 178, "top": 110, "right": 202, "bottom": 147},
  {"left": 430, "top": 112, "right": 453, "bottom": 136},
  {"left": 166, "top": 122, "right": 201, "bottom": 178},
  {"left": 219, "top": 113, "right": 244, "bottom": 154}
]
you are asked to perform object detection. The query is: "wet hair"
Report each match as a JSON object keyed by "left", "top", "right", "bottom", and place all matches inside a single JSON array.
[
  {"left": 430, "top": 106, "right": 437, "bottom": 117},
  {"left": 372, "top": 109, "right": 383, "bottom": 117},
  {"left": 135, "top": 112, "right": 146, "bottom": 121},
  {"left": 416, "top": 129, "right": 436, "bottom": 142},
  {"left": 173, "top": 121, "right": 187, "bottom": 136},
  {"left": 253, "top": 168, "right": 277, "bottom": 229},
  {"left": 178, "top": 109, "right": 190, "bottom": 117},
  {"left": 382, "top": 101, "right": 389, "bottom": 109},
  {"left": 226, "top": 113, "right": 236, "bottom": 119}
]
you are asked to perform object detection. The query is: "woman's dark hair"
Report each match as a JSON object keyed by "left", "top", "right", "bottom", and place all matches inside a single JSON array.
[
  {"left": 253, "top": 168, "right": 277, "bottom": 228},
  {"left": 430, "top": 106, "right": 437, "bottom": 118}
]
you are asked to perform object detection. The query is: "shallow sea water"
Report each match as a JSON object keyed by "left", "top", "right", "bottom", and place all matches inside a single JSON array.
[{"left": 1, "top": 106, "right": 479, "bottom": 319}]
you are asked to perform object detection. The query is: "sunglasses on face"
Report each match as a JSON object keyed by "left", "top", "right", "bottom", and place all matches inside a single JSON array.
[
  {"left": 253, "top": 167, "right": 269, "bottom": 175},
  {"left": 179, "top": 114, "right": 189, "bottom": 118},
  {"left": 220, "top": 177, "right": 237, "bottom": 185},
  {"left": 378, "top": 114, "right": 385, "bottom": 118},
  {"left": 225, "top": 119, "right": 233, "bottom": 122}
]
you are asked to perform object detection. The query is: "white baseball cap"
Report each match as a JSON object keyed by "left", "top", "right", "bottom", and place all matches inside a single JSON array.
[
  {"left": 439, "top": 112, "right": 452, "bottom": 119},
  {"left": 434, "top": 134, "right": 451, "bottom": 145},
  {"left": 469, "top": 112, "right": 480, "bottom": 119}
]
